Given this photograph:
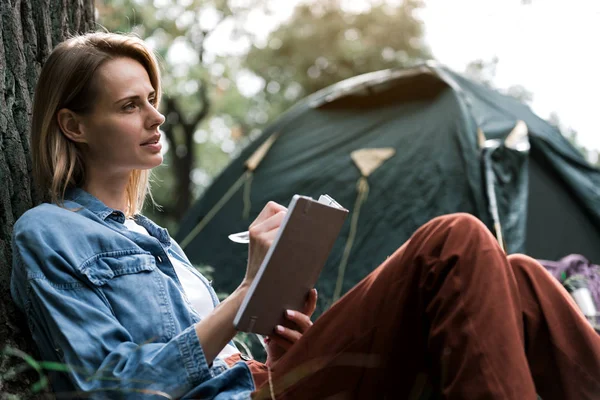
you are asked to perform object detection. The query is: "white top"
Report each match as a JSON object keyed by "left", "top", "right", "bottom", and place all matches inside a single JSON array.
[{"left": 123, "top": 219, "right": 240, "bottom": 360}]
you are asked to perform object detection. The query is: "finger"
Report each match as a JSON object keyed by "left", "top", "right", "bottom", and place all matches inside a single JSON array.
[
  {"left": 249, "top": 210, "right": 286, "bottom": 239},
  {"left": 245, "top": 226, "right": 281, "bottom": 279},
  {"left": 268, "top": 334, "right": 294, "bottom": 351},
  {"left": 248, "top": 225, "right": 280, "bottom": 252},
  {"left": 302, "top": 288, "right": 318, "bottom": 317},
  {"left": 250, "top": 201, "right": 287, "bottom": 229},
  {"left": 274, "top": 324, "right": 303, "bottom": 343},
  {"left": 285, "top": 310, "right": 313, "bottom": 332}
]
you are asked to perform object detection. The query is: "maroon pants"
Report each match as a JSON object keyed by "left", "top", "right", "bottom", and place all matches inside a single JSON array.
[{"left": 229, "top": 214, "right": 600, "bottom": 399}]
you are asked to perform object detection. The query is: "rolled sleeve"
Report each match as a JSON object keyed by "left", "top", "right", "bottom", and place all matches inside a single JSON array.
[{"left": 177, "top": 324, "right": 210, "bottom": 385}]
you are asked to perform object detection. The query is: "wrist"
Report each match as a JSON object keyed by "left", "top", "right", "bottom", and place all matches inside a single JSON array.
[
  {"left": 230, "top": 282, "right": 250, "bottom": 308},
  {"left": 238, "top": 279, "right": 253, "bottom": 293}
]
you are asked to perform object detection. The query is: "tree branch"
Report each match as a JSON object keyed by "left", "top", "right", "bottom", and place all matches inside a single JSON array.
[{"left": 183, "top": 80, "right": 210, "bottom": 134}]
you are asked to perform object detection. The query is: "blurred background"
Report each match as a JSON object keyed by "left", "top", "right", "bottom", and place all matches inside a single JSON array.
[{"left": 97, "top": 0, "right": 600, "bottom": 232}]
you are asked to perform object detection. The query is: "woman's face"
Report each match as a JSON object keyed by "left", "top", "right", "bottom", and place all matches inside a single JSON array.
[{"left": 78, "top": 57, "right": 165, "bottom": 175}]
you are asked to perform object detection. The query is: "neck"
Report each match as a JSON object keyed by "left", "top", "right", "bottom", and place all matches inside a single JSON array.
[{"left": 83, "top": 168, "right": 131, "bottom": 214}]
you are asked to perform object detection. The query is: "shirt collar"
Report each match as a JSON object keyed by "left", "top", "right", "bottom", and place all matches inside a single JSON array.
[
  {"left": 65, "top": 188, "right": 172, "bottom": 246},
  {"left": 65, "top": 187, "right": 117, "bottom": 220},
  {"left": 133, "top": 214, "right": 172, "bottom": 246}
]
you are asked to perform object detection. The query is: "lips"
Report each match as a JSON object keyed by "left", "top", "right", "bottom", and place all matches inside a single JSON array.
[{"left": 141, "top": 135, "right": 160, "bottom": 146}]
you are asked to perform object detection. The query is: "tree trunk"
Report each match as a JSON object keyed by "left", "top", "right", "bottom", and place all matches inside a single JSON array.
[{"left": 0, "top": 0, "right": 94, "bottom": 397}]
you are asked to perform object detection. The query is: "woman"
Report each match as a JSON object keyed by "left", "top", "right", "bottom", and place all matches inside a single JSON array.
[{"left": 10, "top": 32, "right": 600, "bottom": 400}]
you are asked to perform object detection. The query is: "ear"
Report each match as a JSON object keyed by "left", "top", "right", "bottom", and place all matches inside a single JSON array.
[{"left": 57, "top": 108, "right": 88, "bottom": 144}]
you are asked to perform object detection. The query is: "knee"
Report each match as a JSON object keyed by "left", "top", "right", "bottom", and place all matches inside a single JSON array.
[
  {"left": 433, "top": 212, "right": 485, "bottom": 228},
  {"left": 507, "top": 253, "right": 535, "bottom": 265},
  {"left": 507, "top": 254, "right": 546, "bottom": 278},
  {"left": 506, "top": 254, "right": 568, "bottom": 300},
  {"left": 426, "top": 213, "right": 491, "bottom": 238},
  {"left": 412, "top": 213, "right": 499, "bottom": 255},
  {"left": 506, "top": 254, "right": 561, "bottom": 289}
]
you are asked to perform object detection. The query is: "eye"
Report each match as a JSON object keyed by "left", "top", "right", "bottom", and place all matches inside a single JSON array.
[
  {"left": 122, "top": 102, "right": 137, "bottom": 111},
  {"left": 148, "top": 96, "right": 157, "bottom": 107}
]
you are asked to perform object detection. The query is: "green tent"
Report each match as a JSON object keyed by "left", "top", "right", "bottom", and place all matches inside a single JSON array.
[{"left": 176, "top": 63, "right": 600, "bottom": 307}]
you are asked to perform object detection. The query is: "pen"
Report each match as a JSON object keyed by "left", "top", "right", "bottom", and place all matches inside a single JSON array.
[
  {"left": 228, "top": 230, "right": 250, "bottom": 244},
  {"left": 227, "top": 194, "right": 343, "bottom": 244}
]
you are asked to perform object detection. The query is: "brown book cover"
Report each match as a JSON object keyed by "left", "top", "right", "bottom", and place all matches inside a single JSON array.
[{"left": 234, "top": 195, "right": 348, "bottom": 335}]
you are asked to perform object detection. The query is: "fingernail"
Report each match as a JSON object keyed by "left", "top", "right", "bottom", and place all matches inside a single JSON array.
[
  {"left": 286, "top": 310, "right": 295, "bottom": 318},
  {"left": 276, "top": 325, "right": 284, "bottom": 333}
]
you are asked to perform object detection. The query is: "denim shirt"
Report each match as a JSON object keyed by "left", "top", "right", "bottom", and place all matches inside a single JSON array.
[{"left": 10, "top": 188, "right": 254, "bottom": 399}]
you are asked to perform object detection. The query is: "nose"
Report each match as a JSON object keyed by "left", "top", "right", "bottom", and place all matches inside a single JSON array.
[{"left": 147, "top": 104, "right": 166, "bottom": 129}]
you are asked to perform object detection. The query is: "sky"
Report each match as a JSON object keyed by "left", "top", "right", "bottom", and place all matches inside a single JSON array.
[
  {"left": 421, "top": 0, "right": 600, "bottom": 153},
  {"left": 198, "top": 0, "right": 600, "bottom": 152}
]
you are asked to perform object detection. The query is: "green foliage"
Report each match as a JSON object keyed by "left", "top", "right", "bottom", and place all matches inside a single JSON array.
[
  {"left": 2, "top": 346, "right": 49, "bottom": 394},
  {"left": 244, "top": 0, "right": 432, "bottom": 116}
]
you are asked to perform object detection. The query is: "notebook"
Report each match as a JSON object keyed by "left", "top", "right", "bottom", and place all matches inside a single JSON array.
[{"left": 234, "top": 194, "right": 348, "bottom": 335}]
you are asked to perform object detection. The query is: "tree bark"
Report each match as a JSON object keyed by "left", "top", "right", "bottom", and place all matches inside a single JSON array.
[{"left": 0, "top": 0, "right": 94, "bottom": 397}]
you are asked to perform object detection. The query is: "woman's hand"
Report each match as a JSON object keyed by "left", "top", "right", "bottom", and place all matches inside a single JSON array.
[
  {"left": 265, "top": 288, "right": 318, "bottom": 367},
  {"left": 243, "top": 201, "right": 287, "bottom": 287}
]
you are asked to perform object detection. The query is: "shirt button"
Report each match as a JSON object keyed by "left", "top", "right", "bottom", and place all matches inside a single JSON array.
[{"left": 156, "top": 256, "right": 162, "bottom": 263}]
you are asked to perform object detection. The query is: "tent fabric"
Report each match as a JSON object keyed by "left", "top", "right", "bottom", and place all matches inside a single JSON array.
[
  {"left": 176, "top": 63, "right": 600, "bottom": 309},
  {"left": 350, "top": 147, "right": 396, "bottom": 177}
]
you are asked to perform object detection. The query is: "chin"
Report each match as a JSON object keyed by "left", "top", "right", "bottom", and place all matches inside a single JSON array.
[{"left": 138, "top": 155, "right": 164, "bottom": 170}]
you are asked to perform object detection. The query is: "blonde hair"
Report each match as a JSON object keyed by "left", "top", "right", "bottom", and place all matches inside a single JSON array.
[{"left": 31, "top": 32, "right": 162, "bottom": 216}]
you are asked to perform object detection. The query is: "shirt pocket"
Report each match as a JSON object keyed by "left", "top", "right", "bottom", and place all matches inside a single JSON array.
[
  {"left": 79, "top": 251, "right": 175, "bottom": 343},
  {"left": 81, "top": 252, "right": 156, "bottom": 285}
]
